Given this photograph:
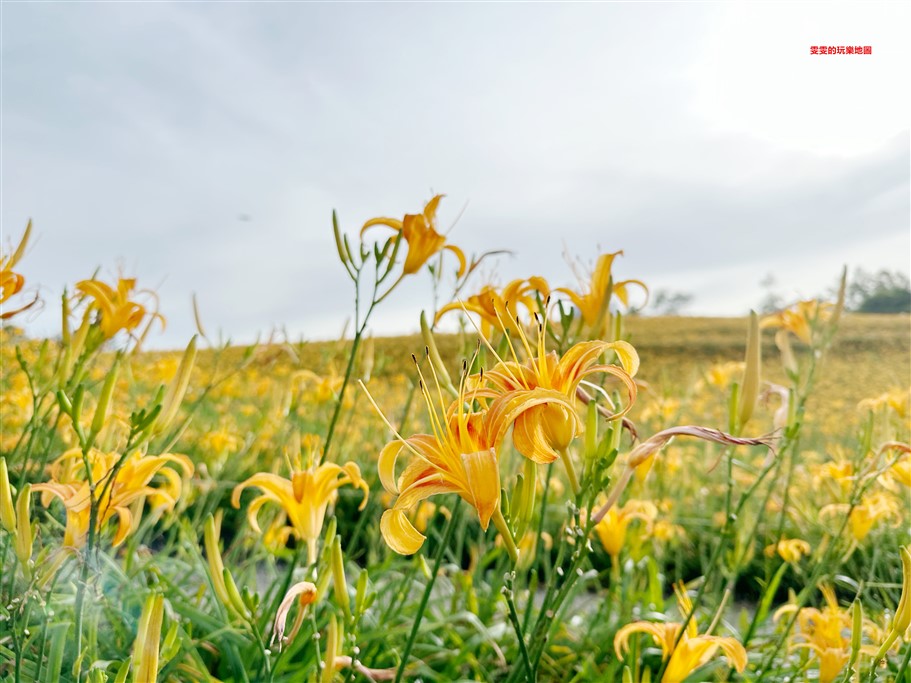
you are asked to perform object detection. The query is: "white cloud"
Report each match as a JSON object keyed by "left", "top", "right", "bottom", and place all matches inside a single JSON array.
[{"left": 2, "top": 2, "right": 907, "bottom": 348}]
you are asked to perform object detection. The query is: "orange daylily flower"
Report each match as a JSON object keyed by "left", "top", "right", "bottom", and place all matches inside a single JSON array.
[
  {"left": 435, "top": 276, "right": 549, "bottom": 337},
  {"left": 473, "top": 319, "right": 639, "bottom": 465},
  {"left": 364, "top": 357, "right": 574, "bottom": 556},
  {"left": 32, "top": 448, "right": 192, "bottom": 548},
  {"left": 75, "top": 276, "right": 165, "bottom": 342},
  {"left": 361, "top": 194, "right": 466, "bottom": 277},
  {"left": 615, "top": 582, "right": 747, "bottom": 683},
  {"left": 762, "top": 299, "right": 832, "bottom": 345},
  {"left": 0, "top": 220, "right": 39, "bottom": 319},
  {"left": 555, "top": 251, "right": 647, "bottom": 336},
  {"left": 232, "top": 460, "right": 369, "bottom": 563}
]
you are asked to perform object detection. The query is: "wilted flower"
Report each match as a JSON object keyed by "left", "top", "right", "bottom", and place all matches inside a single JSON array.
[{"left": 273, "top": 580, "right": 319, "bottom": 648}]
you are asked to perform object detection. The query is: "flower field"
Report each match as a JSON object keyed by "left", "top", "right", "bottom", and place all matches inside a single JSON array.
[{"left": 1, "top": 198, "right": 909, "bottom": 683}]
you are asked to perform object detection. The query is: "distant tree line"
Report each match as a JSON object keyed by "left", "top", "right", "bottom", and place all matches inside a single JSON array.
[
  {"left": 758, "top": 268, "right": 911, "bottom": 315},
  {"left": 635, "top": 268, "right": 911, "bottom": 317},
  {"left": 844, "top": 268, "right": 911, "bottom": 313}
]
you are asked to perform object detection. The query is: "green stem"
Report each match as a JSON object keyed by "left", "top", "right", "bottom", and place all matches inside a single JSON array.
[
  {"left": 559, "top": 448, "right": 580, "bottom": 498},
  {"left": 493, "top": 507, "right": 519, "bottom": 564},
  {"left": 322, "top": 330, "right": 363, "bottom": 462},
  {"left": 394, "top": 498, "right": 462, "bottom": 683},
  {"left": 892, "top": 639, "right": 911, "bottom": 681},
  {"left": 504, "top": 585, "right": 534, "bottom": 682}
]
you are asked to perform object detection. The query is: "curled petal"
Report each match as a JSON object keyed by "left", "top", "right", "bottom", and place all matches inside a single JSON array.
[
  {"left": 360, "top": 217, "right": 403, "bottom": 236},
  {"left": 443, "top": 244, "right": 467, "bottom": 278},
  {"left": 380, "top": 508, "right": 425, "bottom": 555},
  {"left": 378, "top": 441, "right": 405, "bottom": 494}
]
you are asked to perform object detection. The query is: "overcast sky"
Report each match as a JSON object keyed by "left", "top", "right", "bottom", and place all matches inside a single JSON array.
[{"left": 2, "top": 2, "right": 909, "bottom": 348}]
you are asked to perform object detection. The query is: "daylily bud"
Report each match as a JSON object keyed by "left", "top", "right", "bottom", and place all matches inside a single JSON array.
[
  {"left": 331, "top": 536, "right": 350, "bottom": 618},
  {"left": 15, "top": 484, "right": 34, "bottom": 570},
  {"left": 420, "top": 311, "right": 456, "bottom": 397},
  {"left": 874, "top": 546, "right": 911, "bottom": 661},
  {"left": 204, "top": 513, "right": 243, "bottom": 619},
  {"left": 90, "top": 354, "right": 121, "bottom": 439},
  {"left": 61, "top": 290, "right": 71, "bottom": 346},
  {"left": 132, "top": 593, "right": 164, "bottom": 683},
  {"left": 332, "top": 211, "right": 350, "bottom": 268},
  {"left": 887, "top": 547, "right": 911, "bottom": 641},
  {"left": 775, "top": 329, "right": 798, "bottom": 378},
  {"left": 161, "top": 621, "right": 180, "bottom": 662},
  {"left": 513, "top": 458, "right": 537, "bottom": 539},
  {"left": 848, "top": 598, "right": 863, "bottom": 670},
  {"left": 37, "top": 548, "right": 76, "bottom": 589},
  {"left": 191, "top": 293, "right": 209, "bottom": 341},
  {"left": 223, "top": 568, "right": 249, "bottom": 619},
  {"left": 63, "top": 311, "right": 93, "bottom": 385},
  {"left": 0, "top": 458, "right": 16, "bottom": 534},
  {"left": 322, "top": 614, "right": 344, "bottom": 683},
  {"left": 830, "top": 265, "right": 847, "bottom": 331},
  {"left": 355, "top": 568, "right": 370, "bottom": 616},
  {"left": 155, "top": 335, "right": 197, "bottom": 434},
  {"left": 738, "top": 311, "right": 761, "bottom": 429}
]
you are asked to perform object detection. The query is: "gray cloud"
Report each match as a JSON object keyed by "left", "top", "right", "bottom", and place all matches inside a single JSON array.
[{"left": 2, "top": 2, "right": 907, "bottom": 347}]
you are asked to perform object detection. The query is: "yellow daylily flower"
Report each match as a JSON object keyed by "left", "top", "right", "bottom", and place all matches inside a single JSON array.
[
  {"left": 0, "top": 220, "right": 39, "bottom": 319},
  {"left": 858, "top": 388, "right": 910, "bottom": 419},
  {"left": 75, "top": 276, "right": 164, "bottom": 342},
  {"left": 554, "top": 251, "right": 647, "bottom": 336},
  {"left": 761, "top": 299, "right": 832, "bottom": 345},
  {"left": 473, "top": 318, "right": 639, "bottom": 465},
  {"left": 764, "top": 537, "right": 812, "bottom": 563},
  {"left": 822, "top": 491, "right": 901, "bottom": 542},
  {"left": 435, "top": 276, "right": 549, "bottom": 337},
  {"left": 361, "top": 194, "right": 466, "bottom": 277},
  {"left": 701, "top": 361, "right": 745, "bottom": 391},
  {"left": 232, "top": 460, "right": 369, "bottom": 563},
  {"left": 773, "top": 584, "right": 879, "bottom": 683},
  {"left": 614, "top": 582, "right": 747, "bottom": 683},
  {"left": 365, "top": 357, "right": 565, "bottom": 557},
  {"left": 32, "top": 448, "right": 192, "bottom": 548},
  {"left": 595, "top": 499, "right": 658, "bottom": 561}
]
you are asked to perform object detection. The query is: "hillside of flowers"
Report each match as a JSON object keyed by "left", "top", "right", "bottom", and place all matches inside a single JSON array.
[{"left": 0, "top": 197, "right": 909, "bottom": 683}]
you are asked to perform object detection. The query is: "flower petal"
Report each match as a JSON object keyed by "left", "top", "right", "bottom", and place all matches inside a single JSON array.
[{"left": 380, "top": 508, "right": 426, "bottom": 555}]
